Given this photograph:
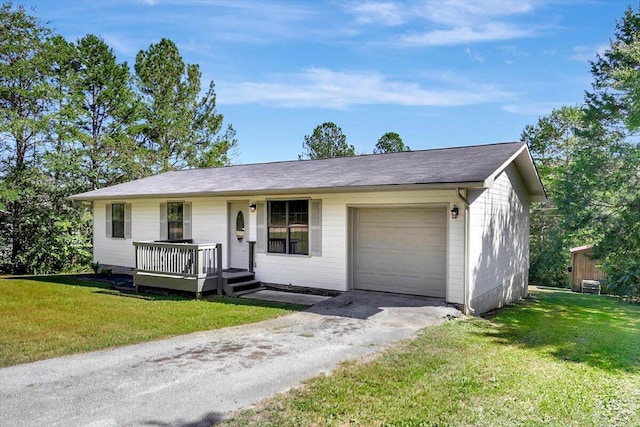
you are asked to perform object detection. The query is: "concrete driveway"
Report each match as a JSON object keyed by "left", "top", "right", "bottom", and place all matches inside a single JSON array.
[{"left": 0, "top": 291, "right": 461, "bottom": 427}]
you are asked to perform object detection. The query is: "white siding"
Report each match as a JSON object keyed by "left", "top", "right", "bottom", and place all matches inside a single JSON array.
[
  {"left": 92, "top": 189, "right": 466, "bottom": 304},
  {"left": 467, "top": 164, "right": 531, "bottom": 314},
  {"left": 252, "top": 190, "right": 463, "bottom": 300},
  {"left": 447, "top": 203, "right": 465, "bottom": 304},
  {"left": 94, "top": 197, "right": 230, "bottom": 268}
]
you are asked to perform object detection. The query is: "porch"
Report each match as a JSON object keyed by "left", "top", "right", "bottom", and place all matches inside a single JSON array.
[{"left": 133, "top": 241, "right": 260, "bottom": 297}]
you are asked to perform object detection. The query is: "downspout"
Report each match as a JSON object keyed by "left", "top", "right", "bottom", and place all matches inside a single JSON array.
[{"left": 456, "top": 188, "right": 472, "bottom": 315}]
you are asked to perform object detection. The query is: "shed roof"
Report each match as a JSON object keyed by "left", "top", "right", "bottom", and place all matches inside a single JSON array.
[
  {"left": 69, "top": 141, "right": 546, "bottom": 201},
  {"left": 570, "top": 244, "right": 595, "bottom": 253}
]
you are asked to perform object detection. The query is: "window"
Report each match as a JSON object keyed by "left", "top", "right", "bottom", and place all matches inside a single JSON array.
[
  {"left": 105, "top": 203, "right": 130, "bottom": 239},
  {"left": 167, "top": 202, "right": 184, "bottom": 240},
  {"left": 160, "top": 202, "right": 191, "bottom": 241},
  {"left": 236, "top": 210, "right": 245, "bottom": 241},
  {"left": 268, "top": 200, "right": 308, "bottom": 255},
  {"left": 111, "top": 203, "right": 125, "bottom": 238}
]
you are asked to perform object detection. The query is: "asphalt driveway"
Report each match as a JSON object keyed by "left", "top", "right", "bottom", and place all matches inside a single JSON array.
[{"left": 0, "top": 291, "right": 461, "bottom": 427}]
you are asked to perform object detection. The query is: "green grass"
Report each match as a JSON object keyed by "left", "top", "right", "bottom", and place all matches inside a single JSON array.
[
  {"left": 222, "top": 288, "right": 640, "bottom": 427},
  {"left": 0, "top": 275, "right": 304, "bottom": 367}
]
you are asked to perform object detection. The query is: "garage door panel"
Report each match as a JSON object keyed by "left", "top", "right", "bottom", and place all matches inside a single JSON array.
[
  {"left": 356, "top": 251, "right": 441, "bottom": 277},
  {"left": 356, "top": 227, "right": 445, "bottom": 249},
  {"left": 353, "top": 207, "right": 446, "bottom": 298},
  {"left": 356, "top": 273, "right": 446, "bottom": 297}
]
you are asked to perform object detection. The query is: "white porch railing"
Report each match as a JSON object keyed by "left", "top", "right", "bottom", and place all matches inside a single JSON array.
[{"left": 133, "top": 241, "right": 222, "bottom": 278}]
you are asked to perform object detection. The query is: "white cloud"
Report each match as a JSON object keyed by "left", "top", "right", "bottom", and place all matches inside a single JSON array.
[
  {"left": 218, "top": 68, "right": 513, "bottom": 108},
  {"left": 392, "top": 0, "right": 538, "bottom": 46},
  {"left": 503, "top": 101, "right": 567, "bottom": 116},
  {"left": 415, "top": 0, "right": 534, "bottom": 25},
  {"left": 136, "top": 0, "right": 157, "bottom": 5},
  {"left": 465, "top": 47, "right": 484, "bottom": 62},
  {"left": 570, "top": 44, "right": 608, "bottom": 62},
  {"left": 343, "top": 1, "right": 406, "bottom": 26},
  {"left": 401, "top": 22, "right": 532, "bottom": 46}
]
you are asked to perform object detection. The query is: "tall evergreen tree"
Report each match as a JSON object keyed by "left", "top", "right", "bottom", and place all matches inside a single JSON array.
[
  {"left": 299, "top": 122, "right": 354, "bottom": 159},
  {"left": 65, "top": 34, "right": 142, "bottom": 190},
  {"left": 373, "top": 132, "right": 410, "bottom": 154},
  {"left": 577, "top": 5, "right": 640, "bottom": 295},
  {"left": 525, "top": 5, "right": 640, "bottom": 295},
  {"left": 134, "top": 38, "right": 236, "bottom": 172}
]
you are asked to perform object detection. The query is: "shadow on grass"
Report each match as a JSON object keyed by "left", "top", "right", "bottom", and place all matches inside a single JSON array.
[
  {"left": 480, "top": 288, "right": 640, "bottom": 373},
  {"left": 93, "top": 289, "right": 307, "bottom": 310},
  {"left": 7, "top": 273, "right": 113, "bottom": 290},
  {"left": 10, "top": 273, "right": 306, "bottom": 311}
]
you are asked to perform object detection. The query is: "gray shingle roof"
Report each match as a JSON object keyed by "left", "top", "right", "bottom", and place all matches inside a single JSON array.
[{"left": 70, "top": 142, "right": 542, "bottom": 200}]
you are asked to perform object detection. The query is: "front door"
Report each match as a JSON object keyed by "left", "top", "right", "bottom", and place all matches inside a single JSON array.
[{"left": 228, "top": 201, "right": 249, "bottom": 270}]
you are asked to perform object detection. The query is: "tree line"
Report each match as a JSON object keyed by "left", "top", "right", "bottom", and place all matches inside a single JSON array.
[
  {"left": 0, "top": 3, "right": 236, "bottom": 274},
  {"left": 524, "top": 5, "right": 640, "bottom": 298}
]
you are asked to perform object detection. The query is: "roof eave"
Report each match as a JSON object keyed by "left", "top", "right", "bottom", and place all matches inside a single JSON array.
[
  {"left": 482, "top": 143, "right": 547, "bottom": 202},
  {"left": 67, "top": 181, "right": 488, "bottom": 201}
]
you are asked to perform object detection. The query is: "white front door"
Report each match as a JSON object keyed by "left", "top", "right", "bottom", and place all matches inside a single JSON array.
[{"left": 228, "top": 201, "right": 250, "bottom": 270}]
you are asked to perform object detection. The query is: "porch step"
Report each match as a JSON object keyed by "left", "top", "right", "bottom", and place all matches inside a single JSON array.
[
  {"left": 223, "top": 270, "right": 256, "bottom": 284},
  {"left": 224, "top": 279, "right": 262, "bottom": 296},
  {"left": 232, "top": 286, "right": 266, "bottom": 298}
]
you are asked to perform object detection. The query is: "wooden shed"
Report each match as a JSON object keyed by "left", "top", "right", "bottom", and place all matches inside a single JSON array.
[{"left": 570, "top": 245, "right": 606, "bottom": 292}]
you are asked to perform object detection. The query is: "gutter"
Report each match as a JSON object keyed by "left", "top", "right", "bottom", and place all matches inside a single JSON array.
[{"left": 456, "top": 188, "right": 472, "bottom": 315}]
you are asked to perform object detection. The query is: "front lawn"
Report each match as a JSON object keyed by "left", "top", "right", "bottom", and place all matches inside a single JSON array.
[
  {"left": 223, "top": 287, "right": 640, "bottom": 427},
  {"left": 0, "top": 276, "right": 303, "bottom": 367}
]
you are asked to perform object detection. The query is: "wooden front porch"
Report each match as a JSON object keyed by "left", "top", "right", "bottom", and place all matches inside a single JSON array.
[{"left": 133, "top": 241, "right": 261, "bottom": 297}]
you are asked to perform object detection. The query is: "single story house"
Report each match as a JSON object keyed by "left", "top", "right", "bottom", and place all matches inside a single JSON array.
[{"left": 69, "top": 141, "right": 546, "bottom": 315}]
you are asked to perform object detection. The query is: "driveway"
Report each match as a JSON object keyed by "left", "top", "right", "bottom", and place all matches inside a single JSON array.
[{"left": 0, "top": 291, "right": 461, "bottom": 427}]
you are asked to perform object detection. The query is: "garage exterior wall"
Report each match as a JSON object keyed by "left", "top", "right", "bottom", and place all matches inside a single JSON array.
[
  {"left": 93, "top": 188, "right": 465, "bottom": 304},
  {"left": 467, "top": 163, "right": 531, "bottom": 314}
]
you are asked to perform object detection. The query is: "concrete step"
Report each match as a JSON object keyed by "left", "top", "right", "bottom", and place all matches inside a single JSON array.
[
  {"left": 223, "top": 271, "right": 255, "bottom": 284},
  {"left": 232, "top": 286, "right": 266, "bottom": 298},
  {"left": 224, "top": 279, "right": 261, "bottom": 295}
]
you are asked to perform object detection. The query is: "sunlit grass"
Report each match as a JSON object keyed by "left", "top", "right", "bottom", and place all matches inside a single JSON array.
[
  {"left": 222, "top": 288, "right": 640, "bottom": 427},
  {"left": 0, "top": 275, "right": 303, "bottom": 367}
]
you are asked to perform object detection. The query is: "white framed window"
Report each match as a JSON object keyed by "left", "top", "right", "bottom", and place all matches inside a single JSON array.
[
  {"left": 268, "top": 200, "right": 309, "bottom": 255},
  {"left": 105, "top": 203, "right": 131, "bottom": 239},
  {"left": 159, "top": 202, "right": 192, "bottom": 241},
  {"left": 257, "top": 199, "right": 321, "bottom": 256}
]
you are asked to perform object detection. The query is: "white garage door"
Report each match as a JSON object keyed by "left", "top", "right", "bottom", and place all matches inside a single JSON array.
[{"left": 352, "top": 207, "right": 447, "bottom": 297}]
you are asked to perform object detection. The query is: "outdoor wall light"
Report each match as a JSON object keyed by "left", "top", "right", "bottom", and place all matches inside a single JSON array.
[
  {"left": 450, "top": 205, "right": 459, "bottom": 219},
  {"left": 249, "top": 203, "right": 257, "bottom": 212}
]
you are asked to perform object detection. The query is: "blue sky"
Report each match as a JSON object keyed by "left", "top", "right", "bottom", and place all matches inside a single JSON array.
[{"left": 17, "top": 0, "right": 629, "bottom": 164}]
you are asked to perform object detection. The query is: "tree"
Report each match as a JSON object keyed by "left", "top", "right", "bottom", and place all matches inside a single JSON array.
[
  {"left": 578, "top": 6, "right": 640, "bottom": 296},
  {"left": 0, "top": 3, "right": 63, "bottom": 273},
  {"left": 63, "top": 34, "right": 142, "bottom": 190},
  {"left": 134, "top": 38, "right": 236, "bottom": 172},
  {"left": 521, "top": 106, "right": 587, "bottom": 287},
  {"left": 587, "top": 5, "right": 640, "bottom": 133},
  {"left": 373, "top": 132, "right": 410, "bottom": 154},
  {"left": 299, "top": 122, "right": 355, "bottom": 159},
  {"left": 524, "top": 5, "right": 640, "bottom": 296}
]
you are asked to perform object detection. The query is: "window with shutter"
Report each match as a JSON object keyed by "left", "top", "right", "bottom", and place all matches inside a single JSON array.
[
  {"left": 160, "top": 202, "right": 191, "bottom": 241},
  {"left": 267, "top": 200, "right": 309, "bottom": 255},
  {"left": 111, "top": 203, "right": 125, "bottom": 238},
  {"left": 106, "top": 203, "right": 131, "bottom": 239}
]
